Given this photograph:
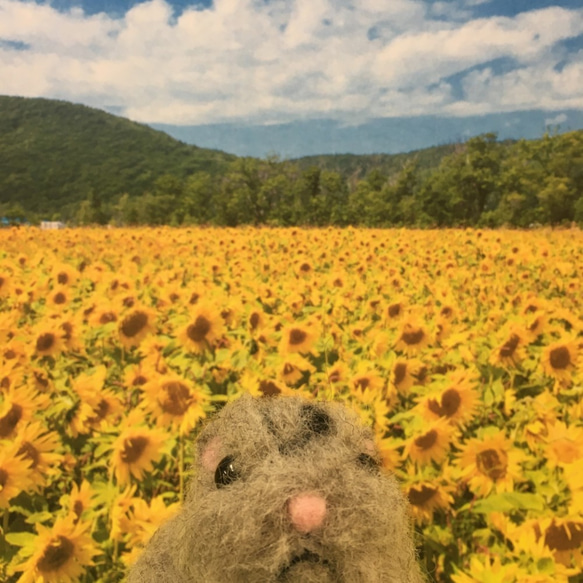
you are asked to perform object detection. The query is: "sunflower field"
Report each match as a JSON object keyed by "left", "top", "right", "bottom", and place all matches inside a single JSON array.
[{"left": 0, "top": 226, "right": 582, "bottom": 583}]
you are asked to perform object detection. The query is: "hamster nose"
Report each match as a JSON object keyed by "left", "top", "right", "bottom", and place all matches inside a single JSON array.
[{"left": 287, "top": 493, "right": 327, "bottom": 533}]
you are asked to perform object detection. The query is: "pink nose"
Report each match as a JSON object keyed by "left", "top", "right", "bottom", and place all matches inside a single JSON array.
[{"left": 287, "top": 493, "right": 327, "bottom": 533}]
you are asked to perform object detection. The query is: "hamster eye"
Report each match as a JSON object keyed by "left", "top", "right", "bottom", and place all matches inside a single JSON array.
[
  {"left": 357, "top": 453, "right": 381, "bottom": 473},
  {"left": 214, "top": 456, "right": 240, "bottom": 488}
]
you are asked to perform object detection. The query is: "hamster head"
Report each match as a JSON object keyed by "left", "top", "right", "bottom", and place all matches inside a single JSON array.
[{"left": 128, "top": 394, "right": 424, "bottom": 583}]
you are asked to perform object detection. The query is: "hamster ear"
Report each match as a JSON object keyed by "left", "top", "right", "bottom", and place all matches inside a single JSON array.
[
  {"left": 364, "top": 439, "right": 377, "bottom": 455},
  {"left": 199, "top": 436, "right": 222, "bottom": 471}
]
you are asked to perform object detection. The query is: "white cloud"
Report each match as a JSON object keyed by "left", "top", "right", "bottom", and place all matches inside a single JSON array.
[
  {"left": 545, "top": 112, "right": 568, "bottom": 126},
  {"left": 0, "top": 0, "right": 582, "bottom": 124}
]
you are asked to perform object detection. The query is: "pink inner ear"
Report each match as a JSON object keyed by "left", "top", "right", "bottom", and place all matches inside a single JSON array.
[
  {"left": 200, "top": 436, "right": 222, "bottom": 471},
  {"left": 364, "top": 439, "right": 376, "bottom": 454}
]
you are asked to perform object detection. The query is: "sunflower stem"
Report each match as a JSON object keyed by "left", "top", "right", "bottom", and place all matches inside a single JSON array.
[{"left": 179, "top": 436, "right": 185, "bottom": 504}]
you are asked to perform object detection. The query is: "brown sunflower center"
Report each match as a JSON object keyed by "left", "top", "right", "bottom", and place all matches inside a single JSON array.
[
  {"left": 549, "top": 346, "right": 571, "bottom": 370},
  {"left": 187, "top": 316, "right": 211, "bottom": 343},
  {"left": 53, "top": 292, "right": 67, "bottom": 305},
  {"left": 414, "top": 430, "right": 438, "bottom": 451},
  {"left": 57, "top": 272, "right": 69, "bottom": 285},
  {"left": 408, "top": 485, "right": 438, "bottom": 506},
  {"left": 289, "top": 329, "right": 307, "bottom": 346},
  {"left": 283, "top": 363, "right": 295, "bottom": 376},
  {"left": 60, "top": 322, "right": 73, "bottom": 340},
  {"left": 401, "top": 327, "right": 425, "bottom": 346},
  {"left": 544, "top": 521, "right": 583, "bottom": 552},
  {"left": 354, "top": 377, "right": 370, "bottom": 391},
  {"left": 160, "top": 382, "right": 191, "bottom": 416},
  {"left": 132, "top": 375, "right": 147, "bottom": 387},
  {"left": 428, "top": 389, "right": 461, "bottom": 419},
  {"left": 328, "top": 371, "right": 341, "bottom": 383},
  {"left": 121, "top": 311, "right": 149, "bottom": 338},
  {"left": 476, "top": 448, "right": 507, "bottom": 481},
  {"left": 17, "top": 441, "right": 40, "bottom": 469},
  {"left": 393, "top": 363, "right": 408, "bottom": 386},
  {"left": 388, "top": 303, "right": 402, "bottom": 318},
  {"left": 36, "top": 333, "right": 56, "bottom": 353},
  {"left": 440, "top": 306, "right": 453, "bottom": 318},
  {"left": 249, "top": 312, "right": 260, "bottom": 330},
  {"left": 0, "top": 403, "right": 23, "bottom": 437},
  {"left": 37, "top": 535, "right": 75, "bottom": 573},
  {"left": 0, "top": 468, "right": 8, "bottom": 487},
  {"left": 90, "top": 399, "right": 110, "bottom": 422},
  {"left": 500, "top": 334, "right": 520, "bottom": 358},
  {"left": 120, "top": 436, "right": 149, "bottom": 464},
  {"left": 99, "top": 312, "right": 117, "bottom": 324},
  {"left": 259, "top": 380, "right": 281, "bottom": 396},
  {"left": 73, "top": 500, "right": 84, "bottom": 519}
]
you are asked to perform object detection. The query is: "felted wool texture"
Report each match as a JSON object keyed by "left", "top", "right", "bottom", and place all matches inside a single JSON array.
[{"left": 127, "top": 394, "right": 425, "bottom": 583}]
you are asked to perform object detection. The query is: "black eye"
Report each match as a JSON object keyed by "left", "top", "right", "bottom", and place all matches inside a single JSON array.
[
  {"left": 357, "top": 453, "right": 380, "bottom": 473},
  {"left": 301, "top": 405, "right": 333, "bottom": 436},
  {"left": 214, "top": 455, "right": 240, "bottom": 488}
]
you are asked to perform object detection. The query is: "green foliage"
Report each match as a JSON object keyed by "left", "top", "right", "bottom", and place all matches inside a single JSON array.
[
  {"left": 0, "top": 95, "right": 234, "bottom": 220},
  {"left": 1, "top": 96, "right": 582, "bottom": 228}
]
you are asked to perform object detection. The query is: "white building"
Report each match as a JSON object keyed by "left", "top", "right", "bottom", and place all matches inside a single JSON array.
[{"left": 40, "top": 221, "right": 66, "bottom": 230}]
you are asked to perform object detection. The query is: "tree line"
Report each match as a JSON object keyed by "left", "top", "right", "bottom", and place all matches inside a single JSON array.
[{"left": 3, "top": 130, "right": 583, "bottom": 228}]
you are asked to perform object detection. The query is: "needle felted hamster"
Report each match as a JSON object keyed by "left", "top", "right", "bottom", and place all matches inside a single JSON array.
[{"left": 127, "top": 394, "right": 424, "bottom": 583}]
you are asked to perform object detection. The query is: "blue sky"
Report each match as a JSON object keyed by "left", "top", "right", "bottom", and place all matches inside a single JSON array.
[{"left": 1, "top": 0, "right": 583, "bottom": 156}]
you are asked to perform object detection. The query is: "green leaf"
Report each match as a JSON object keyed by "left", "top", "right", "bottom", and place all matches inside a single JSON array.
[
  {"left": 5, "top": 531, "right": 37, "bottom": 547},
  {"left": 25, "top": 511, "right": 54, "bottom": 525},
  {"left": 472, "top": 492, "right": 546, "bottom": 514}
]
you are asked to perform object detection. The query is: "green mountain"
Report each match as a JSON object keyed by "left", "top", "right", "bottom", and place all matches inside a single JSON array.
[{"left": 0, "top": 95, "right": 235, "bottom": 218}]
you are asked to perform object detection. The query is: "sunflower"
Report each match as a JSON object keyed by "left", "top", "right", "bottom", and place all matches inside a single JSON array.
[
  {"left": 121, "top": 495, "right": 181, "bottom": 567},
  {"left": 404, "top": 418, "right": 455, "bottom": 466},
  {"left": 457, "top": 429, "right": 524, "bottom": 497},
  {"left": 52, "top": 314, "right": 84, "bottom": 352},
  {"left": 32, "top": 323, "right": 65, "bottom": 358},
  {"left": 10, "top": 515, "right": 99, "bottom": 583},
  {"left": 178, "top": 304, "right": 224, "bottom": 353},
  {"left": 324, "top": 361, "right": 350, "bottom": 386},
  {"left": 541, "top": 339, "right": 579, "bottom": 384},
  {"left": 248, "top": 308, "right": 267, "bottom": 334},
  {"left": 141, "top": 375, "right": 207, "bottom": 435},
  {"left": 123, "top": 364, "right": 154, "bottom": 391},
  {"left": 89, "top": 305, "right": 119, "bottom": 327},
  {"left": 451, "top": 556, "right": 523, "bottom": 583},
  {"left": 60, "top": 480, "right": 95, "bottom": 523},
  {"left": 51, "top": 262, "right": 79, "bottom": 287},
  {"left": 532, "top": 517, "right": 583, "bottom": 567},
  {"left": 405, "top": 477, "right": 454, "bottom": 524},
  {"left": 0, "top": 443, "right": 34, "bottom": 507},
  {"left": 489, "top": 327, "right": 528, "bottom": 368},
  {"left": 394, "top": 318, "right": 431, "bottom": 355},
  {"left": 278, "top": 354, "right": 315, "bottom": 385},
  {"left": 279, "top": 321, "right": 319, "bottom": 355},
  {"left": 118, "top": 306, "right": 156, "bottom": 349},
  {"left": 0, "top": 385, "right": 43, "bottom": 438},
  {"left": 14, "top": 421, "right": 63, "bottom": 488},
  {"left": 418, "top": 368, "right": 479, "bottom": 426},
  {"left": 111, "top": 423, "right": 170, "bottom": 485},
  {"left": 544, "top": 421, "right": 583, "bottom": 467},
  {"left": 46, "top": 285, "right": 72, "bottom": 312},
  {"left": 390, "top": 358, "right": 424, "bottom": 395}
]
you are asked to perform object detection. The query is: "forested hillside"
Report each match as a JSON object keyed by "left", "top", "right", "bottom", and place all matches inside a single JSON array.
[
  {"left": 1, "top": 96, "right": 582, "bottom": 227},
  {"left": 0, "top": 96, "right": 235, "bottom": 218},
  {"left": 294, "top": 143, "right": 460, "bottom": 180}
]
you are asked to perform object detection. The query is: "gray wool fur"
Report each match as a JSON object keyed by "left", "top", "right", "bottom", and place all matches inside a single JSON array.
[{"left": 127, "top": 394, "right": 425, "bottom": 583}]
